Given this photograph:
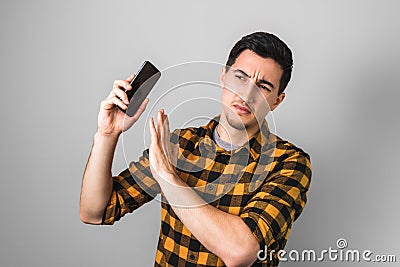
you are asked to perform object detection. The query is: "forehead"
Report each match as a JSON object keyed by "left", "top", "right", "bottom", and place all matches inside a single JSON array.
[{"left": 231, "top": 50, "right": 283, "bottom": 87}]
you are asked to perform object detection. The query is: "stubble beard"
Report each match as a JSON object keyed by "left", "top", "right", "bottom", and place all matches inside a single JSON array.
[{"left": 224, "top": 108, "right": 256, "bottom": 131}]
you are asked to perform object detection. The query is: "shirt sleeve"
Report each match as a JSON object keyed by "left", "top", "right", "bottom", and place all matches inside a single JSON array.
[
  {"left": 239, "top": 149, "right": 312, "bottom": 255},
  {"left": 102, "top": 149, "right": 161, "bottom": 225}
]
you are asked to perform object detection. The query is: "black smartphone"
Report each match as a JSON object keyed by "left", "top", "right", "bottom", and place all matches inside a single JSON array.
[{"left": 119, "top": 61, "right": 161, "bottom": 117}]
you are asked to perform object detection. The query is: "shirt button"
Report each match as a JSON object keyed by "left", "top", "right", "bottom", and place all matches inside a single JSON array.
[
  {"left": 189, "top": 254, "right": 195, "bottom": 260},
  {"left": 207, "top": 184, "right": 214, "bottom": 191}
]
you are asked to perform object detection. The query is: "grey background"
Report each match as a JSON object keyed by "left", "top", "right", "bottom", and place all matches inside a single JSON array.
[{"left": 0, "top": 0, "right": 399, "bottom": 266}]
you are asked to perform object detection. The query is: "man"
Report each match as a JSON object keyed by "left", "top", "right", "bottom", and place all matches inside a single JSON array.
[{"left": 80, "top": 32, "right": 312, "bottom": 267}]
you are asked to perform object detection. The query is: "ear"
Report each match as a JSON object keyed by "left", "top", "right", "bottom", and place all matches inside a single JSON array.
[
  {"left": 270, "top": 92, "right": 285, "bottom": 111},
  {"left": 220, "top": 66, "right": 226, "bottom": 85}
]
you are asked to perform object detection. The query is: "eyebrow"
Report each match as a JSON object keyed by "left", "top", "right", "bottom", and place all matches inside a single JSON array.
[{"left": 234, "top": 69, "right": 275, "bottom": 89}]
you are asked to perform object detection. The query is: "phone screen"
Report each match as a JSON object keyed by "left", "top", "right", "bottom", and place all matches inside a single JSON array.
[{"left": 124, "top": 61, "right": 161, "bottom": 117}]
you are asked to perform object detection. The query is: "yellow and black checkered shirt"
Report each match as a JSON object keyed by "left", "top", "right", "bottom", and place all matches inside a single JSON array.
[{"left": 102, "top": 116, "right": 312, "bottom": 266}]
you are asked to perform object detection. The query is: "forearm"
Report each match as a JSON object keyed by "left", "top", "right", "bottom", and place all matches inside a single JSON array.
[
  {"left": 80, "top": 131, "right": 119, "bottom": 224},
  {"left": 158, "top": 174, "right": 259, "bottom": 267}
]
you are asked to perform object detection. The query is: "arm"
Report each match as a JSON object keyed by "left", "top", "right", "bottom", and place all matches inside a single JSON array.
[
  {"left": 80, "top": 75, "right": 149, "bottom": 224},
  {"left": 79, "top": 132, "right": 118, "bottom": 224},
  {"left": 148, "top": 110, "right": 259, "bottom": 267},
  {"left": 160, "top": 174, "right": 259, "bottom": 267}
]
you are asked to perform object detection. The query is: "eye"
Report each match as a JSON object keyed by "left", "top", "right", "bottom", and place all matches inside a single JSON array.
[
  {"left": 235, "top": 74, "right": 245, "bottom": 80},
  {"left": 259, "top": 85, "right": 271, "bottom": 92}
]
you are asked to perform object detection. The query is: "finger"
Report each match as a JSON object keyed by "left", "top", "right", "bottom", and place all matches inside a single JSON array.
[
  {"left": 100, "top": 98, "right": 116, "bottom": 111},
  {"left": 113, "top": 79, "right": 132, "bottom": 91},
  {"left": 111, "top": 79, "right": 132, "bottom": 94},
  {"left": 111, "top": 86, "right": 130, "bottom": 105},
  {"left": 148, "top": 117, "right": 159, "bottom": 146},
  {"left": 163, "top": 113, "right": 171, "bottom": 147},
  {"left": 126, "top": 74, "right": 135, "bottom": 83},
  {"left": 158, "top": 110, "right": 168, "bottom": 155},
  {"left": 110, "top": 96, "right": 128, "bottom": 110},
  {"left": 171, "top": 143, "right": 179, "bottom": 166},
  {"left": 164, "top": 114, "right": 171, "bottom": 135},
  {"left": 162, "top": 113, "right": 173, "bottom": 163},
  {"left": 160, "top": 110, "right": 169, "bottom": 136},
  {"left": 172, "top": 143, "right": 179, "bottom": 157},
  {"left": 130, "top": 98, "right": 149, "bottom": 121},
  {"left": 122, "top": 113, "right": 139, "bottom": 128},
  {"left": 107, "top": 80, "right": 132, "bottom": 103},
  {"left": 101, "top": 97, "right": 128, "bottom": 110},
  {"left": 157, "top": 109, "right": 164, "bottom": 136}
]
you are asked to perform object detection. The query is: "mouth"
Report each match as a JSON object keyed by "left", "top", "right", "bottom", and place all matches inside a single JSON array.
[{"left": 232, "top": 103, "right": 252, "bottom": 115}]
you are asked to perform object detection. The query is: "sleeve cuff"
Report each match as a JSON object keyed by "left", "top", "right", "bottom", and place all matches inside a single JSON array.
[{"left": 240, "top": 212, "right": 275, "bottom": 250}]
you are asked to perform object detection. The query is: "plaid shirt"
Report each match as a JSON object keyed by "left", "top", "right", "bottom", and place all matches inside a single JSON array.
[{"left": 102, "top": 116, "right": 312, "bottom": 266}]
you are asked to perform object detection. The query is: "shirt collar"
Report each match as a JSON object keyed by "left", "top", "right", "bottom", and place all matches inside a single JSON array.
[{"left": 197, "top": 115, "right": 272, "bottom": 161}]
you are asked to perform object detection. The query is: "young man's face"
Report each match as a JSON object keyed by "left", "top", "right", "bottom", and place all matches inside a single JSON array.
[{"left": 220, "top": 49, "right": 285, "bottom": 132}]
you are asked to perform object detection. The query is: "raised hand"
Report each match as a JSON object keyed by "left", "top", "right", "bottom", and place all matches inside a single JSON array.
[
  {"left": 148, "top": 109, "right": 179, "bottom": 182},
  {"left": 97, "top": 74, "right": 149, "bottom": 137}
]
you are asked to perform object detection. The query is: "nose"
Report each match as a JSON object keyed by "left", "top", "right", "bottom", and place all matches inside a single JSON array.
[{"left": 237, "top": 80, "right": 257, "bottom": 105}]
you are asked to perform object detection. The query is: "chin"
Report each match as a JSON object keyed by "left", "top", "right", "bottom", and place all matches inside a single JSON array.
[{"left": 225, "top": 112, "right": 257, "bottom": 131}]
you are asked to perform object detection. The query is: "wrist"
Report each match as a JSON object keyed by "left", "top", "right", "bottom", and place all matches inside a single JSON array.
[{"left": 94, "top": 130, "right": 120, "bottom": 144}]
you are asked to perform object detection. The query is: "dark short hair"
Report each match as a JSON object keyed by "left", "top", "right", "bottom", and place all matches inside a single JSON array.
[{"left": 226, "top": 32, "right": 293, "bottom": 95}]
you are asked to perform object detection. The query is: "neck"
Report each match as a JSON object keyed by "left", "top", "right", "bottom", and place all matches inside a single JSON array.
[{"left": 217, "top": 115, "right": 260, "bottom": 146}]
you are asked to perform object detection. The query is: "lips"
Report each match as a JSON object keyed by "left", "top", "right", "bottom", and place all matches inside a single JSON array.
[{"left": 232, "top": 104, "right": 251, "bottom": 115}]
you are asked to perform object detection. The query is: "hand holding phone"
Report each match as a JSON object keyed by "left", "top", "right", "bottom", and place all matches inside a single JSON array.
[{"left": 119, "top": 61, "right": 161, "bottom": 117}]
